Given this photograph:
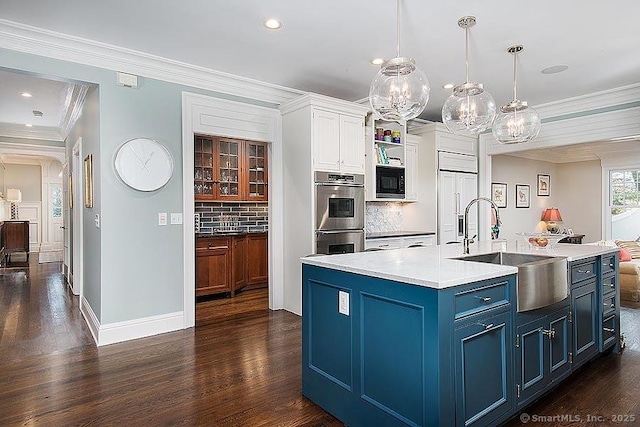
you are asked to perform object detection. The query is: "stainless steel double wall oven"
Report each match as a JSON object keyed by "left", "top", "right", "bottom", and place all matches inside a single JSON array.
[{"left": 314, "top": 171, "right": 365, "bottom": 254}]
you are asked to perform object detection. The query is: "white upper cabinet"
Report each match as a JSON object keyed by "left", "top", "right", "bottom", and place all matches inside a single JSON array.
[
  {"left": 312, "top": 108, "right": 364, "bottom": 173},
  {"left": 339, "top": 114, "right": 366, "bottom": 173},
  {"left": 404, "top": 134, "right": 420, "bottom": 201}
]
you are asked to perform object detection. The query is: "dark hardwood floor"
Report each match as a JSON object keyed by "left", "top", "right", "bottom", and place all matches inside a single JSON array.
[{"left": 1, "top": 258, "right": 639, "bottom": 426}]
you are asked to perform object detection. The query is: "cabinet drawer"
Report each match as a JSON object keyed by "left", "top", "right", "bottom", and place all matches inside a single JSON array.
[
  {"left": 196, "top": 237, "right": 229, "bottom": 250},
  {"left": 601, "top": 254, "right": 617, "bottom": 276},
  {"left": 602, "top": 293, "right": 616, "bottom": 318},
  {"left": 571, "top": 259, "right": 597, "bottom": 285},
  {"left": 404, "top": 235, "right": 435, "bottom": 247},
  {"left": 602, "top": 274, "right": 617, "bottom": 296},
  {"left": 364, "top": 238, "right": 403, "bottom": 250},
  {"left": 454, "top": 280, "right": 510, "bottom": 319},
  {"left": 601, "top": 314, "right": 617, "bottom": 350}
]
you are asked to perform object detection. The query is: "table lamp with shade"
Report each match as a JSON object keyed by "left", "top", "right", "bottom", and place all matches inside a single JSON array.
[
  {"left": 6, "top": 188, "right": 22, "bottom": 220},
  {"left": 541, "top": 207, "right": 562, "bottom": 233}
]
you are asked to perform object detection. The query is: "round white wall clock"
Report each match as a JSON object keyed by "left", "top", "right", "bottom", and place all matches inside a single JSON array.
[{"left": 114, "top": 138, "right": 174, "bottom": 191}]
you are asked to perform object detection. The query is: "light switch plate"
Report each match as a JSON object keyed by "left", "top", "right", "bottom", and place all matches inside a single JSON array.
[
  {"left": 339, "top": 291, "right": 349, "bottom": 316},
  {"left": 158, "top": 212, "right": 168, "bottom": 226},
  {"left": 94, "top": 214, "right": 100, "bottom": 228},
  {"left": 170, "top": 213, "right": 183, "bottom": 225}
]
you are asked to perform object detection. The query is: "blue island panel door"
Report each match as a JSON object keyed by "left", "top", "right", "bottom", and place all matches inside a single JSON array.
[{"left": 454, "top": 311, "right": 513, "bottom": 427}]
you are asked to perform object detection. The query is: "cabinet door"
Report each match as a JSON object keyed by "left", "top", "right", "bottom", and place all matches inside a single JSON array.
[
  {"left": 195, "top": 239, "right": 231, "bottom": 296},
  {"left": 515, "top": 318, "right": 546, "bottom": 406},
  {"left": 454, "top": 311, "right": 513, "bottom": 427},
  {"left": 458, "top": 173, "right": 478, "bottom": 240},
  {"left": 313, "top": 109, "right": 341, "bottom": 172},
  {"left": 547, "top": 308, "right": 572, "bottom": 383},
  {"left": 438, "top": 171, "right": 458, "bottom": 244},
  {"left": 338, "top": 114, "right": 365, "bottom": 173},
  {"left": 194, "top": 135, "right": 215, "bottom": 200},
  {"left": 247, "top": 233, "right": 268, "bottom": 286},
  {"left": 216, "top": 138, "right": 242, "bottom": 201},
  {"left": 232, "top": 235, "right": 247, "bottom": 295},
  {"left": 245, "top": 141, "right": 268, "bottom": 201},
  {"left": 572, "top": 281, "right": 598, "bottom": 367},
  {"left": 404, "top": 138, "right": 419, "bottom": 201}
]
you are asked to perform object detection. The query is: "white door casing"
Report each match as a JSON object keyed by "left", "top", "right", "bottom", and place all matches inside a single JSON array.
[
  {"left": 72, "top": 138, "right": 83, "bottom": 296},
  {"left": 62, "top": 163, "right": 71, "bottom": 280}
]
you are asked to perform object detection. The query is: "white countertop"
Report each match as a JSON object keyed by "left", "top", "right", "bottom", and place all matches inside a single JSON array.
[{"left": 301, "top": 241, "right": 619, "bottom": 290}]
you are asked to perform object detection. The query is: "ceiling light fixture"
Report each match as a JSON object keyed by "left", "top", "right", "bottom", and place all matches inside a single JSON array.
[
  {"left": 442, "top": 16, "right": 495, "bottom": 135},
  {"left": 492, "top": 45, "right": 541, "bottom": 144},
  {"left": 21, "top": 92, "right": 32, "bottom": 98},
  {"left": 369, "top": 0, "right": 430, "bottom": 123},
  {"left": 263, "top": 19, "right": 282, "bottom": 30},
  {"left": 443, "top": 83, "right": 454, "bottom": 89},
  {"left": 25, "top": 124, "right": 33, "bottom": 127},
  {"left": 370, "top": 58, "right": 385, "bottom": 66}
]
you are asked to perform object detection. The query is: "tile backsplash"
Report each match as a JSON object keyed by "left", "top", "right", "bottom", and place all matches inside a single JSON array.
[
  {"left": 366, "top": 202, "right": 403, "bottom": 233},
  {"left": 195, "top": 202, "right": 268, "bottom": 234}
]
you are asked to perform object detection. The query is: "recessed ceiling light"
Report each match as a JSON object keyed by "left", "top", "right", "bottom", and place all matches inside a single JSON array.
[
  {"left": 25, "top": 124, "right": 33, "bottom": 127},
  {"left": 541, "top": 65, "right": 569, "bottom": 75},
  {"left": 370, "top": 58, "right": 385, "bottom": 66},
  {"left": 443, "top": 83, "right": 455, "bottom": 89},
  {"left": 21, "top": 92, "right": 32, "bottom": 98},
  {"left": 263, "top": 19, "right": 282, "bottom": 30}
]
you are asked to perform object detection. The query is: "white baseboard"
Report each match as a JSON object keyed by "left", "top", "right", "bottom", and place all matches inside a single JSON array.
[
  {"left": 98, "top": 311, "right": 185, "bottom": 347},
  {"left": 80, "top": 297, "right": 185, "bottom": 346},
  {"left": 80, "top": 296, "right": 99, "bottom": 345}
]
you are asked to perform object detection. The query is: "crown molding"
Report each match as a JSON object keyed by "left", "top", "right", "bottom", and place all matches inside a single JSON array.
[
  {"left": 60, "top": 83, "right": 89, "bottom": 140},
  {"left": 0, "top": 19, "right": 306, "bottom": 106},
  {"left": 0, "top": 122, "right": 63, "bottom": 141},
  {"left": 279, "top": 93, "right": 370, "bottom": 116},
  {"left": 0, "top": 140, "right": 65, "bottom": 163}
]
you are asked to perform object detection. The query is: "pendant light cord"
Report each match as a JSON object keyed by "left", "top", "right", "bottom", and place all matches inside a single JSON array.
[
  {"left": 395, "top": 0, "right": 400, "bottom": 58},
  {"left": 512, "top": 51, "right": 518, "bottom": 101},
  {"left": 464, "top": 25, "right": 470, "bottom": 83}
]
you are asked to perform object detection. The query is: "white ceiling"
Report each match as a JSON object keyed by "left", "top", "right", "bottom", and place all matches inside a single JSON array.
[
  {"left": 0, "top": 1, "right": 638, "bottom": 163},
  {"left": 501, "top": 139, "right": 640, "bottom": 164},
  {"left": 0, "top": 0, "right": 639, "bottom": 123}
]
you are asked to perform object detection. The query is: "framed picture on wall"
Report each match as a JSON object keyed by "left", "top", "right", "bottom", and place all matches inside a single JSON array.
[
  {"left": 84, "top": 154, "right": 93, "bottom": 208},
  {"left": 537, "top": 174, "right": 550, "bottom": 196},
  {"left": 491, "top": 183, "right": 507, "bottom": 208},
  {"left": 515, "top": 184, "right": 530, "bottom": 208}
]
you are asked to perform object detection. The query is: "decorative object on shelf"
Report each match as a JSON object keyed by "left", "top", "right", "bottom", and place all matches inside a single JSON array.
[
  {"left": 541, "top": 207, "right": 563, "bottom": 233},
  {"left": 83, "top": 154, "right": 93, "bottom": 208},
  {"left": 6, "top": 188, "right": 22, "bottom": 219},
  {"left": 369, "top": 0, "right": 430, "bottom": 123},
  {"left": 442, "top": 16, "right": 496, "bottom": 135},
  {"left": 537, "top": 174, "right": 550, "bottom": 196},
  {"left": 492, "top": 45, "right": 541, "bottom": 144},
  {"left": 114, "top": 138, "right": 174, "bottom": 192},
  {"left": 515, "top": 184, "right": 530, "bottom": 208},
  {"left": 491, "top": 182, "right": 507, "bottom": 208}
]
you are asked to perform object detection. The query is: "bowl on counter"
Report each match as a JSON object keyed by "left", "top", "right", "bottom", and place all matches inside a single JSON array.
[{"left": 517, "top": 232, "right": 567, "bottom": 249}]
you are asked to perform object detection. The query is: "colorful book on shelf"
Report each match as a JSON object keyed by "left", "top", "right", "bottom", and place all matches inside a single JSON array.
[
  {"left": 374, "top": 143, "right": 381, "bottom": 164},
  {"left": 378, "top": 145, "right": 389, "bottom": 164}
]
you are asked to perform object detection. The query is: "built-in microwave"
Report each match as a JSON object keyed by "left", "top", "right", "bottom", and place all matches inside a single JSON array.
[{"left": 376, "top": 166, "right": 405, "bottom": 198}]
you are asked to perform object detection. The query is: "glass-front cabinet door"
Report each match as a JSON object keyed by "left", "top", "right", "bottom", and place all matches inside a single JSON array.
[
  {"left": 246, "top": 141, "right": 268, "bottom": 201},
  {"left": 217, "top": 138, "right": 241, "bottom": 201},
  {"left": 194, "top": 135, "right": 215, "bottom": 199},
  {"left": 194, "top": 135, "right": 268, "bottom": 202}
]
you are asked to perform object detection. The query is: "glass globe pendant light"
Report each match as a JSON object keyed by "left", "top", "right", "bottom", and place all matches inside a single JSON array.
[
  {"left": 369, "top": 0, "right": 430, "bottom": 123},
  {"left": 442, "top": 16, "right": 496, "bottom": 135},
  {"left": 492, "top": 45, "right": 541, "bottom": 144}
]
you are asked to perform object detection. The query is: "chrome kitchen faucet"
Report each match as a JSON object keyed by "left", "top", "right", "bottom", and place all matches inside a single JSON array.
[{"left": 463, "top": 197, "right": 502, "bottom": 254}]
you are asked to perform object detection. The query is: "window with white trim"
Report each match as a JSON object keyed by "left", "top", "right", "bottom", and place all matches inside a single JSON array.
[{"left": 609, "top": 169, "right": 640, "bottom": 240}]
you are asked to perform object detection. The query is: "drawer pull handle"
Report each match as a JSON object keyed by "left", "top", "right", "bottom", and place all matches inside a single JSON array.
[
  {"left": 475, "top": 296, "right": 492, "bottom": 303},
  {"left": 379, "top": 244, "right": 390, "bottom": 247},
  {"left": 609, "top": 263, "right": 614, "bottom": 268},
  {"left": 577, "top": 269, "right": 591, "bottom": 274},
  {"left": 208, "top": 245, "right": 229, "bottom": 250},
  {"left": 478, "top": 323, "right": 494, "bottom": 330},
  {"left": 542, "top": 329, "right": 556, "bottom": 340},
  {"left": 604, "top": 302, "right": 615, "bottom": 308},
  {"left": 603, "top": 327, "right": 615, "bottom": 333}
]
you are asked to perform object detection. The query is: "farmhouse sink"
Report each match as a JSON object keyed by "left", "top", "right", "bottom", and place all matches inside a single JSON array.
[{"left": 456, "top": 252, "right": 568, "bottom": 312}]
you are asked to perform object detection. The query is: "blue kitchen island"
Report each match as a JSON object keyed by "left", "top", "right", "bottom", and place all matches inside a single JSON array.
[{"left": 301, "top": 242, "right": 620, "bottom": 427}]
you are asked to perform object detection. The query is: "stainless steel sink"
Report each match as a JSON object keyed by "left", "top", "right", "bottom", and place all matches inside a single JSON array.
[{"left": 456, "top": 252, "right": 568, "bottom": 312}]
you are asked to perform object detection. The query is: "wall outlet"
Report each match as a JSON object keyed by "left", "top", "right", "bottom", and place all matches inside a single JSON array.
[
  {"left": 339, "top": 291, "right": 349, "bottom": 316},
  {"left": 170, "top": 213, "right": 183, "bottom": 225},
  {"left": 158, "top": 212, "right": 168, "bottom": 226}
]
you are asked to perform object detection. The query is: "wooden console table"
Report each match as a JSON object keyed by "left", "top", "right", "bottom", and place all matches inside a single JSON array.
[
  {"left": 1, "top": 220, "right": 30, "bottom": 263},
  {"left": 559, "top": 233, "right": 584, "bottom": 244}
]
